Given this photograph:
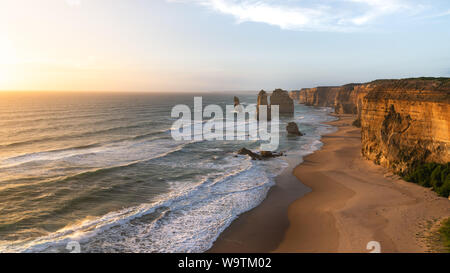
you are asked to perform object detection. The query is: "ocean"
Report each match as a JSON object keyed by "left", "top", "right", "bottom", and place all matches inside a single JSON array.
[{"left": 0, "top": 92, "right": 336, "bottom": 253}]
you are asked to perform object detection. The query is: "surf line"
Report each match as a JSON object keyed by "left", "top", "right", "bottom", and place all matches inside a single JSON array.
[{"left": 170, "top": 96, "right": 280, "bottom": 151}]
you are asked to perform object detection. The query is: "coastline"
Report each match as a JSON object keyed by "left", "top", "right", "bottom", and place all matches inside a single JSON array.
[
  {"left": 208, "top": 150, "right": 312, "bottom": 252},
  {"left": 210, "top": 115, "right": 450, "bottom": 253}
]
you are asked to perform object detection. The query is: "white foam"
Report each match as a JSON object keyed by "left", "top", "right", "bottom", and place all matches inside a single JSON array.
[
  {"left": 0, "top": 103, "right": 336, "bottom": 253},
  {"left": 0, "top": 155, "right": 284, "bottom": 253}
]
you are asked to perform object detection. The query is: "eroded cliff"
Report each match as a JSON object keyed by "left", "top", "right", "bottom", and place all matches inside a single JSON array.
[
  {"left": 290, "top": 78, "right": 450, "bottom": 174},
  {"left": 292, "top": 84, "right": 370, "bottom": 114},
  {"left": 360, "top": 78, "right": 450, "bottom": 174}
]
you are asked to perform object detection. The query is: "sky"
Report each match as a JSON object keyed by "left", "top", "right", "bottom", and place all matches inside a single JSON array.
[{"left": 1, "top": 0, "right": 450, "bottom": 92}]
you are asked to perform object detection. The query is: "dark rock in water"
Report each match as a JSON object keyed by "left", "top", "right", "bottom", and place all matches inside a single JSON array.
[
  {"left": 237, "top": 148, "right": 261, "bottom": 160},
  {"left": 237, "top": 148, "right": 283, "bottom": 160},
  {"left": 286, "top": 122, "right": 303, "bottom": 136},
  {"left": 260, "top": 151, "right": 273, "bottom": 158},
  {"left": 234, "top": 96, "right": 240, "bottom": 107},
  {"left": 260, "top": 150, "right": 284, "bottom": 158}
]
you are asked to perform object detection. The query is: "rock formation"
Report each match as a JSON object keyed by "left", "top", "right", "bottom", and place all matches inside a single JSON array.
[
  {"left": 359, "top": 78, "right": 450, "bottom": 174},
  {"left": 286, "top": 122, "right": 303, "bottom": 136},
  {"left": 257, "top": 89, "right": 295, "bottom": 121},
  {"left": 289, "top": 90, "right": 301, "bottom": 101},
  {"left": 291, "top": 84, "right": 369, "bottom": 115},
  {"left": 257, "top": 90, "right": 270, "bottom": 121},
  {"left": 234, "top": 96, "right": 240, "bottom": 107},
  {"left": 237, "top": 148, "right": 261, "bottom": 160},
  {"left": 270, "top": 89, "right": 294, "bottom": 115},
  {"left": 260, "top": 151, "right": 274, "bottom": 158},
  {"left": 289, "top": 77, "right": 450, "bottom": 174},
  {"left": 237, "top": 148, "right": 283, "bottom": 160}
]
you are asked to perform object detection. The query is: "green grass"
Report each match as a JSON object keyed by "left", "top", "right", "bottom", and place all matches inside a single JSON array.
[
  {"left": 438, "top": 218, "right": 450, "bottom": 252},
  {"left": 406, "top": 77, "right": 450, "bottom": 83},
  {"left": 403, "top": 163, "right": 450, "bottom": 198}
]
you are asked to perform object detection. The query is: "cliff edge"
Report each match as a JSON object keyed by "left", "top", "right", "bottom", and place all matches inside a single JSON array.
[
  {"left": 360, "top": 78, "right": 449, "bottom": 174},
  {"left": 290, "top": 78, "right": 450, "bottom": 174}
]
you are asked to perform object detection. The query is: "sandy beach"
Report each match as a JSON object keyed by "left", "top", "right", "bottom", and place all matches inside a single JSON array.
[{"left": 210, "top": 115, "right": 450, "bottom": 253}]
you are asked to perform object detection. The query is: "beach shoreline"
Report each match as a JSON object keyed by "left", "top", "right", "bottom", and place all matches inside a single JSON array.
[{"left": 210, "top": 115, "right": 450, "bottom": 253}]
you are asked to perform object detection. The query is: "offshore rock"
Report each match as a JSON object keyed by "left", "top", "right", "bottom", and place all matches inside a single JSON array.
[{"left": 286, "top": 122, "right": 303, "bottom": 136}]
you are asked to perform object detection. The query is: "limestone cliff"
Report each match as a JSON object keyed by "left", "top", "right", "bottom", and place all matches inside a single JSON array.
[
  {"left": 360, "top": 78, "right": 450, "bottom": 174},
  {"left": 334, "top": 84, "right": 371, "bottom": 115},
  {"left": 289, "top": 90, "right": 300, "bottom": 101},
  {"left": 294, "top": 87, "right": 337, "bottom": 107},
  {"left": 292, "top": 84, "right": 369, "bottom": 114},
  {"left": 290, "top": 78, "right": 450, "bottom": 174}
]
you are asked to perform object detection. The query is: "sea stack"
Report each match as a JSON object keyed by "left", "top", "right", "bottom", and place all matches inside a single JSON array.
[
  {"left": 270, "top": 89, "right": 294, "bottom": 115},
  {"left": 286, "top": 122, "right": 303, "bottom": 136},
  {"left": 234, "top": 96, "right": 240, "bottom": 107},
  {"left": 257, "top": 90, "right": 270, "bottom": 121}
]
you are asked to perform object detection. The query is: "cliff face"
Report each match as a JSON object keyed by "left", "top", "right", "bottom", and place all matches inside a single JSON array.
[
  {"left": 295, "top": 87, "right": 339, "bottom": 107},
  {"left": 289, "top": 90, "right": 301, "bottom": 101},
  {"left": 290, "top": 78, "right": 450, "bottom": 174},
  {"left": 292, "top": 84, "right": 370, "bottom": 114},
  {"left": 334, "top": 84, "right": 372, "bottom": 115},
  {"left": 360, "top": 79, "right": 450, "bottom": 174}
]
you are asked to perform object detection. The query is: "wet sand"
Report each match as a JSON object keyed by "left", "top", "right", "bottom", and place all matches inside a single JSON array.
[{"left": 210, "top": 115, "right": 450, "bottom": 253}]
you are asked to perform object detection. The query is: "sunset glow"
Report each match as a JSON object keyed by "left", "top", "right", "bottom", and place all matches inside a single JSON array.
[
  {"left": 0, "top": 0, "right": 449, "bottom": 257},
  {"left": 1, "top": 0, "right": 450, "bottom": 92}
]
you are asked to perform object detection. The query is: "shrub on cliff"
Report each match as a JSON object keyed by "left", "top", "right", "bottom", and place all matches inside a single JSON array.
[
  {"left": 404, "top": 163, "right": 450, "bottom": 197},
  {"left": 439, "top": 218, "right": 450, "bottom": 253}
]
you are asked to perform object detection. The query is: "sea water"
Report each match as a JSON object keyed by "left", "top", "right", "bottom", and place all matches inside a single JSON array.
[{"left": 0, "top": 92, "right": 336, "bottom": 253}]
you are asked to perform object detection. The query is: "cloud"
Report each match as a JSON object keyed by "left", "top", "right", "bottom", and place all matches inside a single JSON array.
[
  {"left": 167, "top": 0, "right": 427, "bottom": 31},
  {"left": 346, "top": 0, "right": 412, "bottom": 25},
  {"left": 433, "top": 9, "right": 450, "bottom": 18}
]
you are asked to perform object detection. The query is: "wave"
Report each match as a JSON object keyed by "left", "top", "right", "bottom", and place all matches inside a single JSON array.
[
  {"left": 0, "top": 121, "right": 163, "bottom": 150},
  {"left": 0, "top": 99, "right": 338, "bottom": 253},
  {"left": 0, "top": 155, "right": 286, "bottom": 253},
  {"left": 1, "top": 143, "right": 102, "bottom": 164},
  {"left": 0, "top": 141, "right": 188, "bottom": 192},
  {"left": 0, "top": 129, "right": 171, "bottom": 167},
  {"left": 1, "top": 116, "right": 144, "bottom": 138}
]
